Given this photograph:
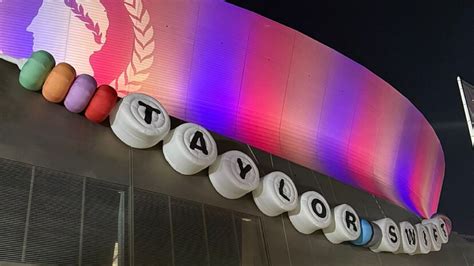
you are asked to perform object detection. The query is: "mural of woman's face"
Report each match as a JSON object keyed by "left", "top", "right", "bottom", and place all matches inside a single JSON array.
[
  {"left": 27, "top": 1, "right": 70, "bottom": 62},
  {"left": 27, "top": 0, "right": 108, "bottom": 75},
  {"left": 63, "top": 0, "right": 109, "bottom": 75},
  {"left": 0, "top": 0, "right": 43, "bottom": 57}
]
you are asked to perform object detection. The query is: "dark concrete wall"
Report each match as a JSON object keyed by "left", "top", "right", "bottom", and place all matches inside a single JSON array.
[{"left": 0, "top": 60, "right": 473, "bottom": 265}]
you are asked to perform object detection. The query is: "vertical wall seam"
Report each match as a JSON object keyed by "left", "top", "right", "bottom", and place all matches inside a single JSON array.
[
  {"left": 247, "top": 144, "right": 265, "bottom": 176},
  {"left": 277, "top": 32, "right": 297, "bottom": 154},
  {"left": 371, "top": 194, "right": 386, "bottom": 218},
  {"left": 168, "top": 196, "right": 175, "bottom": 266},
  {"left": 306, "top": 234, "right": 317, "bottom": 264},
  {"left": 231, "top": 212, "right": 242, "bottom": 265},
  {"left": 461, "top": 251, "right": 469, "bottom": 266},
  {"left": 247, "top": 144, "right": 259, "bottom": 164},
  {"left": 201, "top": 204, "right": 211, "bottom": 266},
  {"left": 21, "top": 166, "right": 35, "bottom": 262},
  {"left": 62, "top": 8, "right": 72, "bottom": 61},
  {"left": 118, "top": 191, "right": 126, "bottom": 266},
  {"left": 128, "top": 148, "right": 135, "bottom": 265},
  {"left": 375, "top": 252, "right": 383, "bottom": 265},
  {"left": 259, "top": 218, "right": 272, "bottom": 266},
  {"left": 328, "top": 178, "right": 338, "bottom": 203},
  {"left": 280, "top": 215, "right": 293, "bottom": 266},
  {"left": 310, "top": 170, "right": 323, "bottom": 193},
  {"left": 286, "top": 161, "right": 294, "bottom": 177},
  {"left": 78, "top": 177, "right": 86, "bottom": 265},
  {"left": 270, "top": 154, "right": 274, "bottom": 168},
  {"left": 183, "top": 3, "right": 202, "bottom": 121},
  {"left": 233, "top": 16, "right": 253, "bottom": 137}
]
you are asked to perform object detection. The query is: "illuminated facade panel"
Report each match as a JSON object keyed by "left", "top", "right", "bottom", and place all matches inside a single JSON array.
[{"left": 0, "top": 0, "right": 444, "bottom": 217}]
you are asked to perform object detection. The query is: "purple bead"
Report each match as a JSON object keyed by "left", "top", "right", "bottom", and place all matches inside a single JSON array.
[{"left": 64, "top": 74, "right": 97, "bottom": 113}]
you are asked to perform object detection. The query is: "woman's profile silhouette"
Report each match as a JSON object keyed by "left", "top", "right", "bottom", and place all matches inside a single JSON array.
[
  {"left": 89, "top": 0, "right": 134, "bottom": 87},
  {"left": 0, "top": 0, "right": 43, "bottom": 57}
]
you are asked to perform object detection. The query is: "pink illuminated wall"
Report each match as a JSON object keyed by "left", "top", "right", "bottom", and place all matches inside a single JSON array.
[{"left": 0, "top": 0, "right": 445, "bottom": 217}]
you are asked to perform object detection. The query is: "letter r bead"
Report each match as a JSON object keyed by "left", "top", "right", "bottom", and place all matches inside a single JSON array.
[{"left": 323, "top": 204, "right": 360, "bottom": 244}]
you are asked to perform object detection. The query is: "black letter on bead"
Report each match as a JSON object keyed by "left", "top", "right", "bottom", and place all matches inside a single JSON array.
[
  {"left": 237, "top": 158, "right": 252, "bottom": 179},
  {"left": 389, "top": 225, "right": 398, "bottom": 243},
  {"left": 440, "top": 223, "right": 447, "bottom": 238},
  {"left": 138, "top": 101, "right": 161, "bottom": 124},
  {"left": 345, "top": 211, "right": 357, "bottom": 232},
  {"left": 278, "top": 179, "right": 291, "bottom": 201},
  {"left": 311, "top": 198, "right": 327, "bottom": 218},
  {"left": 190, "top": 131, "right": 208, "bottom": 155},
  {"left": 405, "top": 228, "right": 416, "bottom": 246},
  {"left": 423, "top": 231, "right": 428, "bottom": 246},
  {"left": 433, "top": 227, "right": 438, "bottom": 242}
]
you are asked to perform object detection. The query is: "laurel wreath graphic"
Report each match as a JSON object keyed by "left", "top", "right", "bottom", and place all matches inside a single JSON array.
[
  {"left": 64, "top": 0, "right": 103, "bottom": 44},
  {"left": 111, "top": 0, "right": 155, "bottom": 96}
]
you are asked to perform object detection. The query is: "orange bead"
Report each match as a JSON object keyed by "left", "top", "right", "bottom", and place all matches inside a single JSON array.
[{"left": 42, "top": 62, "right": 76, "bottom": 103}]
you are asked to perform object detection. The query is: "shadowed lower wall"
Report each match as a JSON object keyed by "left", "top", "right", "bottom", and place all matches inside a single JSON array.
[{"left": 0, "top": 60, "right": 472, "bottom": 265}]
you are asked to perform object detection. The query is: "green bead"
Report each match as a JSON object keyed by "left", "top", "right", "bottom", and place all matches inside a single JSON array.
[{"left": 19, "top": 50, "right": 55, "bottom": 91}]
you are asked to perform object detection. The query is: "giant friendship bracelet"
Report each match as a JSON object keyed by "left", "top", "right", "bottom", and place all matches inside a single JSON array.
[{"left": 2, "top": 50, "right": 452, "bottom": 255}]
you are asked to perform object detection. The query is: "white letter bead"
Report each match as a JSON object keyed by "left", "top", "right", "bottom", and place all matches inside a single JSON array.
[
  {"left": 110, "top": 93, "right": 171, "bottom": 149},
  {"left": 163, "top": 123, "right": 217, "bottom": 175},
  {"left": 370, "top": 218, "right": 401, "bottom": 253},
  {"left": 413, "top": 223, "right": 431, "bottom": 254},
  {"left": 288, "top": 191, "right": 331, "bottom": 234},
  {"left": 422, "top": 219, "right": 442, "bottom": 251},
  {"left": 323, "top": 204, "right": 360, "bottom": 244},
  {"left": 395, "top": 221, "right": 417, "bottom": 255},
  {"left": 252, "top": 171, "right": 298, "bottom": 216},
  {"left": 208, "top": 150, "right": 259, "bottom": 199},
  {"left": 436, "top": 218, "right": 450, "bottom": 244},
  {"left": 423, "top": 217, "right": 448, "bottom": 244},
  {"left": 431, "top": 214, "right": 451, "bottom": 242}
]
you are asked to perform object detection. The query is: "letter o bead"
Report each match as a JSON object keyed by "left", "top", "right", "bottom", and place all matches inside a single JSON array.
[
  {"left": 110, "top": 93, "right": 170, "bottom": 149},
  {"left": 208, "top": 150, "right": 259, "bottom": 199},
  {"left": 323, "top": 204, "right": 360, "bottom": 244},
  {"left": 370, "top": 218, "right": 401, "bottom": 253},
  {"left": 395, "top": 222, "right": 417, "bottom": 255},
  {"left": 163, "top": 123, "right": 218, "bottom": 175},
  {"left": 252, "top": 171, "right": 298, "bottom": 217},
  {"left": 288, "top": 191, "right": 331, "bottom": 234}
]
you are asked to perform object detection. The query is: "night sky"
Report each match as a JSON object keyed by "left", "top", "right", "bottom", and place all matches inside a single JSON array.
[{"left": 228, "top": 0, "right": 474, "bottom": 235}]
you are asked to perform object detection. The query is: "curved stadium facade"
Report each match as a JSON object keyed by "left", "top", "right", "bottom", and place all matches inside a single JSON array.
[
  {"left": 0, "top": 0, "right": 445, "bottom": 218},
  {"left": 0, "top": 1, "right": 461, "bottom": 265}
]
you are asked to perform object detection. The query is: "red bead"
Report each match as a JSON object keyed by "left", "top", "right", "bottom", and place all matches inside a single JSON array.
[{"left": 85, "top": 85, "right": 118, "bottom": 123}]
